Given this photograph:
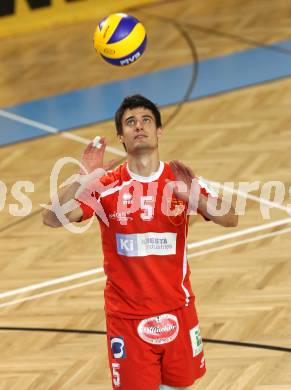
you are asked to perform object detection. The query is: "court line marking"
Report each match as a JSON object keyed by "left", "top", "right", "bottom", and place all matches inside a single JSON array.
[
  {"left": 0, "top": 277, "right": 106, "bottom": 309},
  {"left": 206, "top": 180, "right": 291, "bottom": 214},
  {"left": 0, "top": 109, "right": 127, "bottom": 157},
  {"left": 0, "top": 323, "right": 289, "bottom": 353},
  {"left": 1, "top": 109, "right": 291, "bottom": 303},
  {"left": 1, "top": 108, "right": 290, "bottom": 215},
  {"left": 188, "top": 226, "right": 291, "bottom": 258},
  {"left": 0, "top": 267, "right": 104, "bottom": 299},
  {"left": 187, "top": 217, "right": 291, "bottom": 249},
  {"left": 2, "top": 37, "right": 291, "bottom": 150},
  {"left": 2, "top": 108, "right": 289, "bottom": 212},
  {"left": 1, "top": 225, "right": 291, "bottom": 308},
  {"left": 1, "top": 216, "right": 291, "bottom": 301}
]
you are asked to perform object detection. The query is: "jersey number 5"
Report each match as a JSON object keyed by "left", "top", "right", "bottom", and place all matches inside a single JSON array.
[{"left": 140, "top": 196, "right": 154, "bottom": 221}]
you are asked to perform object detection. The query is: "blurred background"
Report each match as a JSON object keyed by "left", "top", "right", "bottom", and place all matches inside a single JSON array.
[{"left": 1, "top": 0, "right": 291, "bottom": 389}]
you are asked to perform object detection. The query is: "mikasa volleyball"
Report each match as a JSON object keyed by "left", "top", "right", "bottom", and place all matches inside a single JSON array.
[{"left": 93, "top": 13, "right": 147, "bottom": 66}]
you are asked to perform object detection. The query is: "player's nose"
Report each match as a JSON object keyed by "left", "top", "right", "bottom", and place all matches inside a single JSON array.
[{"left": 135, "top": 119, "right": 144, "bottom": 131}]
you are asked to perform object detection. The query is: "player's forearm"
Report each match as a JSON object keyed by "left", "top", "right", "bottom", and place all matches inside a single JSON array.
[
  {"left": 198, "top": 195, "right": 238, "bottom": 227},
  {"left": 42, "top": 167, "right": 106, "bottom": 227},
  {"left": 42, "top": 180, "right": 82, "bottom": 227}
]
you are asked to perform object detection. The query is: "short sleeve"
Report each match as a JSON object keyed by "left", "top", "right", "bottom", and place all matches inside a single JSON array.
[
  {"left": 74, "top": 166, "right": 121, "bottom": 222},
  {"left": 76, "top": 198, "right": 95, "bottom": 221},
  {"left": 197, "top": 176, "right": 219, "bottom": 221},
  {"left": 197, "top": 176, "right": 219, "bottom": 198},
  {"left": 75, "top": 183, "right": 101, "bottom": 222}
]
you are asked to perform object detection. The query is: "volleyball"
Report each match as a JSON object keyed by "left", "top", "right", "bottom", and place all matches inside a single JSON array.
[{"left": 93, "top": 13, "right": 147, "bottom": 67}]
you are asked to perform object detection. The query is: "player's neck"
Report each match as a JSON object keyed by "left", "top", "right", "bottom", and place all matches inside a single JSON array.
[{"left": 127, "top": 150, "right": 160, "bottom": 177}]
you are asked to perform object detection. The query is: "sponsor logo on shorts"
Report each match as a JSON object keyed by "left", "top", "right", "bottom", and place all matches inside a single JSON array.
[
  {"left": 110, "top": 336, "right": 126, "bottom": 359},
  {"left": 137, "top": 314, "right": 179, "bottom": 345},
  {"left": 189, "top": 324, "right": 203, "bottom": 357},
  {"left": 116, "top": 232, "right": 177, "bottom": 257}
]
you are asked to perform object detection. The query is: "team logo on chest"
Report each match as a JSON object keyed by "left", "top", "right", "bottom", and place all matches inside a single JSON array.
[
  {"left": 166, "top": 197, "right": 186, "bottom": 226},
  {"left": 137, "top": 314, "right": 179, "bottom": 344},
  {"left": 122, "top": 193, "right": 133, "bottom": 205}
]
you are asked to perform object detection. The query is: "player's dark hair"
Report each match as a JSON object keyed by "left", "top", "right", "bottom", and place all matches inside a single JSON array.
[{"left": 115, "top": 94, "right": 162, "bottom": 135}]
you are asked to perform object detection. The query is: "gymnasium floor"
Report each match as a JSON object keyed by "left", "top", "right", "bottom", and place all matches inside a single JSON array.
[{"left": 1, "top": 0, "right": 291, "bottom": 388}]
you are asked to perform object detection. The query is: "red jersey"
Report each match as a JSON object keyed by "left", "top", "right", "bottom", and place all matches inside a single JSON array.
[{"left": 77, "top": 161, "right": 216, "bottom": 319}]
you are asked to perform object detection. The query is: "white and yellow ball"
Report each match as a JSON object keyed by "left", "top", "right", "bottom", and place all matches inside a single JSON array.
[{"left": 93, "top": 13, "right": 147, "bottom": 67}]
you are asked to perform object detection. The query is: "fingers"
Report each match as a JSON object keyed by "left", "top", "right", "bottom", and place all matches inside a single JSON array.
[
  {"left": 104, "top": 157, "right": 126, "bottom": 171},
  {"left": 82, "top": 137, "right": 106, "bottom": 157},
  {"left": 169, "top": 161, "right": 194, "bottom": 194},
  {"left": 180, "top": 165, "right": 192, "bottom": 187},
  {"left": 169, "top": 160, "right": 181, "bottom": 177},
  {"left": 92, "top": 136, "right": 106, "bottom": 148},
  {"left": 93, "top": 136, "right": 101, "bottom": 148},
  {"left": 170, "top": 160, "right": 195, "bottom": 179},
  {"left": 170, "top": 160, "right": 187, "bottom": 179},
  {"left": 98, "top": 136, "right": 106, "bottom": 148},
  {"left": 88, "top": 136, "right": 106, "bottom": 149},
  {"left": 183, "top": 165, "right": 194, "bottom": 182},
  {"left": 165, "top": 177, "right": 189, "bottom": 203},
  {"left": 83, "top": 142, "right": 94, "bottom": 155},
  {"left": 185, "top": 165, "right": 195, "bottom": 178},
  {"left": 94, "top": 137, "right": 106, "bottom": 159},
  {"left": 172, "top": 160, "right": 193, "bottom": 175},
  {"left": 104, "top": 159, "right": 118, "bottom": 171}
]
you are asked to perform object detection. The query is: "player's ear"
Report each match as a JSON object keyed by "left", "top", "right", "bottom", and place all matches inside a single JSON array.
[
  {"left": 157, "top": 127, "right": 163, "bottom": 138},
  {"left": 117, "top": 134, "right": 127, "bottom": 151}
]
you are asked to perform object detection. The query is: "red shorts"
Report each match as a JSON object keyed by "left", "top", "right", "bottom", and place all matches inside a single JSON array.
[{"left": 106, "top": 301, "right": 206, "bottom": 390}]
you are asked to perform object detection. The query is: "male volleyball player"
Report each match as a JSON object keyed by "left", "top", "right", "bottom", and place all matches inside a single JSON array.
[{"left": 43, "top": 95, "right": 238, "bottom": 390}]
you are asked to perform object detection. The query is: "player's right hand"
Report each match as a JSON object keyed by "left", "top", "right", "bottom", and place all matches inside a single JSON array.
[{"left": 80, "top": 137, "right": 119, "bottom": 174}]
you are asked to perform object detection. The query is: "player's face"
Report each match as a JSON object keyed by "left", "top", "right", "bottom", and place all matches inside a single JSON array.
[{"left": 118, "top": 107, "right": 162, "bottom": 153}]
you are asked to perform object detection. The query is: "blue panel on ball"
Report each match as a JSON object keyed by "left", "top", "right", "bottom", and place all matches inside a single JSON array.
[
  {"left": 98, "top": 17, "right": 107, "bottom": 31},
  {"left": 101, "top": 36, "right": 147, "bottom": 66},
  {"left": 107, "top": 15, "right": 139, "bottom": 44}
]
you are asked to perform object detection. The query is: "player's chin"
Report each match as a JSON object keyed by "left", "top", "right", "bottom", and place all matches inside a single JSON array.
[{"left": 133, "top": 141, "right": 152, "bottom": 150}]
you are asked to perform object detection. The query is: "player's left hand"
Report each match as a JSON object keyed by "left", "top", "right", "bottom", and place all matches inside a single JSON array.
[{"left": 168, "top": 160, "right": 195, "bottom": 202}]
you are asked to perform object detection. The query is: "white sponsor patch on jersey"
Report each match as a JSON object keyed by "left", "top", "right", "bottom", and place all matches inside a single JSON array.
[
  {"left": 189, "top": 324, "right": 203, "bottom": 357},
  {"left": 116, "top": 232, "right": 177, "bottom": 257},
  {"left": 137, "top": 314, "right": 179, "bottom": 345}
]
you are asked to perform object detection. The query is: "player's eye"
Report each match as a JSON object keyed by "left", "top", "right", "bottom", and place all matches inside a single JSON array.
[
  {"left": 126, "top": 118, "right": 135, "bottom": 126},
  {"left": 143, "top": 117, "right": 151, "bottom": 123}
]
